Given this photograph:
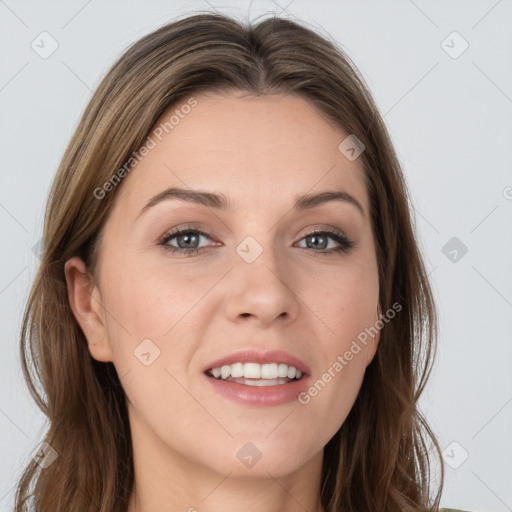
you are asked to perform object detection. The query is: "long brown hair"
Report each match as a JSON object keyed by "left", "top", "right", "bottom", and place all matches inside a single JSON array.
[{"left": 15, "top": 11, "right": 444, "bottom": 512}]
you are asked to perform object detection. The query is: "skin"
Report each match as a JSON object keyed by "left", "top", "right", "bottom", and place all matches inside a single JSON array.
[{"left": 65, "top": 91, "right": 381, "bottom": 512}]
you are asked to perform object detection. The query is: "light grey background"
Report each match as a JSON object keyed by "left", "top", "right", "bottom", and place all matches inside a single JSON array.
[{"left": 1, "top": 1, "right": 511, "bottom": 511}]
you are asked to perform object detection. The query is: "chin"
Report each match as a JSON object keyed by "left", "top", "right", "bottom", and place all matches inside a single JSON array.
[
  {"left": 195, "top": 434, "right": 320, "bottom": 479},
  {"left": 209, "top": 455, "right": 309, "bottom": 479}
]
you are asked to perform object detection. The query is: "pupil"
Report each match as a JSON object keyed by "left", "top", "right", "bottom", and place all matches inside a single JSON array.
[
  {"left": 307, "top": 235, "right": 326, "bottom": 250},
  {"left": 179, "top": 233, "right": 198, "bottom": 248}
]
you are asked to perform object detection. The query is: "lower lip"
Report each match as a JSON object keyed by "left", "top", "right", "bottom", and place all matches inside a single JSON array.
[{"left": 203, "top": 373, "right": 310, "bottom": 407}]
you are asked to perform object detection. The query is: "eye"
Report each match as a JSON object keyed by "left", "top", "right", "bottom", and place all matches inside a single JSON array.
[
  {"left": 158, "top": 226, "right": 354, "bottom": 256},
  {"left": 158, "top": 227, "right": 214, "bottom": 255},
  {"left": 294, "top": 228, "right": 354, "bottom": 256}
]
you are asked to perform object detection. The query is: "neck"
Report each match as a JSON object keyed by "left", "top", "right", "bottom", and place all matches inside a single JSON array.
[
  {"left": 128, "top": 475, "right": 325, "bottom": 512},
  {"left": 126, "top": 413, "right": 326, "bottom": 512}
]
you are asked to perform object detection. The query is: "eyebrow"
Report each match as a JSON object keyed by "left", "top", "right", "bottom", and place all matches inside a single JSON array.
[{"left": 137, "top": 186, "right": 365, "bottom": 219}]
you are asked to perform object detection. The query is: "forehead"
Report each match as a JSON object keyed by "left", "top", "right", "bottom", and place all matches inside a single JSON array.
[{"left": 114, "top": 91, "right": 369, "bottom": 217}]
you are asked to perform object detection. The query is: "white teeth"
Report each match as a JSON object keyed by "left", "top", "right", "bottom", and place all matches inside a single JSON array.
[
  {"left": 261, "top": 363, "right": 278, "bottom": 379},
  {"left": 244, "top": 362, "right": 261, "bottom": 379},
  {"left": 220, "top": 365, "right": 231, "bottom": 380},
  {"left": 278, "top": 363, "right": 288, "bottom": 378},
  {"left": 230, "top": 362, "right": 244, "bottom": 378},
  {"left": 234, "top": 377, "right": 288, "bottom": 386},
  {"left": 207, "top": 362, "right": 303, "bottom": 381}
]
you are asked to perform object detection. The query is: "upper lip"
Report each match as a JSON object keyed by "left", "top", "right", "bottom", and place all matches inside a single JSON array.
[{"left": 203, "top": 349, "right": 311, "bottom": 376}]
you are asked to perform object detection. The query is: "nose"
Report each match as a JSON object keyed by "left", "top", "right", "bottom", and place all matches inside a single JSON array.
[{"left": 223, "top": 245, "right": 301, "bottom": 328}]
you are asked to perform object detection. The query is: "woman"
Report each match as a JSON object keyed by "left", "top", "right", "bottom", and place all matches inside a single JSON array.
[{"left": 14, "top": 11, "right": 466, "bottom": 512}]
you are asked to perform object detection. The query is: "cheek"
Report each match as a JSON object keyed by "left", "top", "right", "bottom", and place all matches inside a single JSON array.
[
  {"left": 99, "top": 263, "right": 205, "bottom": 431},
  {"left": 299, "top": 265, "right": 377, "bottom": 434},
  {"left": 99, "top": 257, "right": 221, "bottom": 407},
  {"left": 298, "top": 338, "right": 368, "bottom": 448},
  {"left": 101, "top": 255, "right": 214, "bottom": 342},
  {"left": 308, "top": 261, "right": 378, "bottom": 341}
]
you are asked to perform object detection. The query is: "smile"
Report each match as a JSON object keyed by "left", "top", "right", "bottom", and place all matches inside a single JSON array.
[
  {"left": 206, "top": 362, "right": 303, "bottom": 385},
  {"left": 202, "top": 350, "right": 311, "bottom": 406}
]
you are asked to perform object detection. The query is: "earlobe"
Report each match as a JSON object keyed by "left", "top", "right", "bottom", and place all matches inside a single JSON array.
[{"left": 64, "top": 256, "right": 114, "bottom": 363}]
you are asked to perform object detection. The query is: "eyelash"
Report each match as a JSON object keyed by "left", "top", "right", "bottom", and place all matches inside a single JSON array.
[{"left": 158, "top": 225, "right": 354, "bottom": 257}]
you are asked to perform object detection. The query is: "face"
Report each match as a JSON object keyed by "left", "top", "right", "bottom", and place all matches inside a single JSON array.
[{"left": 65, "top": 91, "right": 380, "bottom": 480}]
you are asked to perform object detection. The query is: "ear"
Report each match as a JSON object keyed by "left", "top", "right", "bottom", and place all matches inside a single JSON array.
[
  {"left": 64, "top": 256, "right": 114, "bottom": 362},
  {"left": 364, "top": 303, "right": 382, "bottom": 367}
]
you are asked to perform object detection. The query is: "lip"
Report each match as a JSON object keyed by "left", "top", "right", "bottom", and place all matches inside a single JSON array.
[
  {"left": 202, "top": 349, "right": 312, "bottom": 407},
  {"left": 203, "top": 372, "right": 311, "bottom": 407}
]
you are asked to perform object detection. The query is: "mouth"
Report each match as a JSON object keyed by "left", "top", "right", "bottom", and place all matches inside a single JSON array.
[
  {"left": 202, "top": 349, "right": 311, "bottom": 406},
  {"left": 205, "top": 362, "right": 305, "bottom": 387}
]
